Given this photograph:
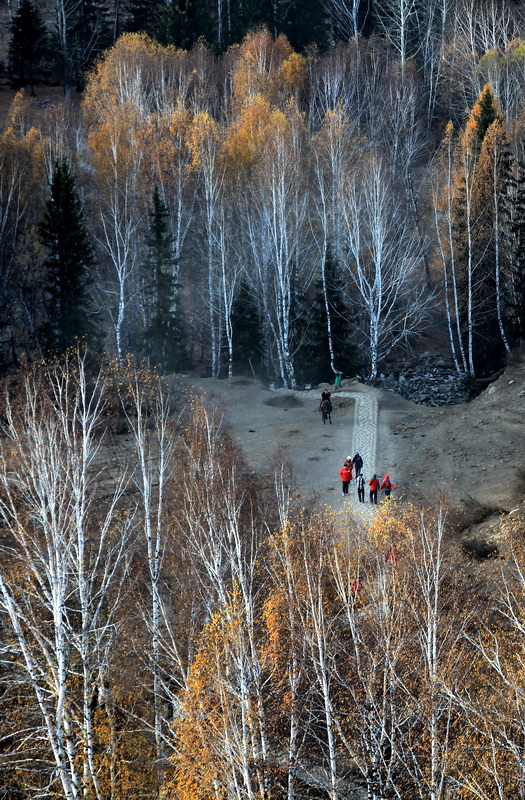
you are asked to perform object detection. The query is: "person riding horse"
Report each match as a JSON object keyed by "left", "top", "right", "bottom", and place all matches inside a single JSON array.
[{"left": 319, "top": 397, "right": 332, "bottom": 424}]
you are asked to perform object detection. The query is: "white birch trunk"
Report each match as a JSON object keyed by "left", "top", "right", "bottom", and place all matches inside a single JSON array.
[{"left": 0, "top": 353, "right": 133, "bottom": 799}]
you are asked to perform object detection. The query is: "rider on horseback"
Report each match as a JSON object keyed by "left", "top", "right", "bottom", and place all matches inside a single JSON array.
[{"left": 319, "top": 389, "right": 333, "bottom": 413}]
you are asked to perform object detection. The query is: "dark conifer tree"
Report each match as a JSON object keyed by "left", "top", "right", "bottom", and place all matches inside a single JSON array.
[
  {"left": 507, "top": 153, "right": 525, "bottom": 343},
  {"left": 39, "top": 158, "right": 97, "bottom": 355},
  {"left": 157, "top": 0, "right": 212, "bottom": 49},
  {"left": 231, "top": 279, "right": 264, "bottom": 377},
  {"left": 278, "top": 0, "right": 331, "bottom": 51},
  {"left": 142, "top": 187, "right": 186, "bottom": 373},
  {"left": 229, "top": 0, "right": 280, "bottom": 41},
  {"left": 8, "top": 0, "right": 48, "bottom": 94},
  {"left": 69, "top": 0, "right": 112, "bottom": 90},
  {"left": 125, "top": 0, "right": 161, "bottom": 37},
  {"left": 298, "top": 249, "right": 353, "bottom": 384},
  {"left": 472, "top": 84, "right": 500, "bottom": 150}
]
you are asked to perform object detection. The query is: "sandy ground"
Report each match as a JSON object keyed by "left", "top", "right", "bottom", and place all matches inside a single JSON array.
[
  {"left": 174, "top": 374, "right": 359, "bottom": 506},
  {"left": 173, "top": 355, "right": 525, "bottom": 531}
]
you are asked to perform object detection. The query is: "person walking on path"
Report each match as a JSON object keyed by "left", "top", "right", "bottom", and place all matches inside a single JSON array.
[
  {"left": 369, "top": 473, "right": 380, "bottom": 504},
  {"left": 357, "top": 473, "right": 365, "bottom": 502},
  {"left": 380, "top": 474, "right": 396, "bottom": 499},
  {"left": 353, "top": 452, "right": 363, "bottom": 477},
  {"left": 340, "top": 461, "right": 353, "bottom": 496}
]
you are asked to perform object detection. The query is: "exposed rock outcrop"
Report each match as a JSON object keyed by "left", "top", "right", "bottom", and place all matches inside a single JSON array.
[{"left": 363, "top": 354, "right": 470, "bottom": 406}]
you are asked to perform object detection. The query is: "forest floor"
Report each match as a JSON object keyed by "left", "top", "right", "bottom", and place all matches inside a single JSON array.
[{"left": 172, "top": 352, "right": 525, "bottom": 569}]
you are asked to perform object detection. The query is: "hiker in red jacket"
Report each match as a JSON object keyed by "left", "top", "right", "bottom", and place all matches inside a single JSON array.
[
  {"left": 368, "top": 473, "right": 380, "bottom": 504},
  {"left": 380, "top": 474, "right": 396, "bottom": 499},
  {"left": 339, "top": 462, "right": 353, "bottom": 496}
]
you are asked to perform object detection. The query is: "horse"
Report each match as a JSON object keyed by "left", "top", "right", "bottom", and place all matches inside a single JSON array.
[{"left": 319, "top": 399, "right": 332, "bottom": 424}]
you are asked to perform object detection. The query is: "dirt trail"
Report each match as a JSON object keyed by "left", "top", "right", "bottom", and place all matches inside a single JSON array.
[
  {"left": 173, "top": 356, "right": 525, "bottom": 526},
  {"left": 174, "top": 376, "right": 399, "bottom": 513}
]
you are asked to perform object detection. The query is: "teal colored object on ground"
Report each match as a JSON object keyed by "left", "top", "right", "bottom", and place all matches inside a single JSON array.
[{"left": 334, "top": 372, "right": 343, "bottom": 388}]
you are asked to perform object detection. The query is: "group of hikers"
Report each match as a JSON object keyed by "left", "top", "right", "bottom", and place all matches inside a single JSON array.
[
  {"left": 339, "top": 455, "right": 396, "bottom": 503},
  {"left": 319, "top": 388, "right": 396, "bottom": 504}
]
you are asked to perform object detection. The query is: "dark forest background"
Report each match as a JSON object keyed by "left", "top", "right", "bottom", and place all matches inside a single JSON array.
[{"left": 2, "top": 0, "right": 525, "bottom": 389}]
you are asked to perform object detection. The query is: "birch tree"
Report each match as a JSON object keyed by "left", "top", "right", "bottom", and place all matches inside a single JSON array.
[
  {"left": 0, "top": 351, "right": 134, "bottom": 799},
  {"left": 454, "top": 543, "right": 525, "bottom": 798},
  {"left": 167, "top": 398, "right": 269, "bottom": 800},
  {"left": 86, "top": 106, "right": 144, "bottom": 363},
  {"left": 118, "top": 368, "right": 179, "bottom": 786},
  {"left": 432, "top": 121, "right": 468, "bottom": 374},
  {"left": 312, "top": 108, "right": 357, "bottom": 376},
  {"left": 235, "top": 98, "right": 311, "bottom": 388},
  {"left": 83, "top": 34, "right": 191, "bottom": 364},
  {"left": 294, "top": 511, "right": 340, "bottom": 800},
  {"left": 341, "top": 153, "right": 433, "bottom": 380},
  {"left": 187, "top": 112, "right": 225, "bottom": 377},
  {"left": 83, "top": 40, "right": 152, "bottom": 362},
  {"left": 328, "top": 0, "right": 364, "bottom": 43},
  {"left": 398, "top": 505, "right": 467, "bottom": 800},
  {"left": 265, "top": 521, "right": 310, "bottom": 800},
  {"left": 373, "top": 0, "right": 422, "bottom": 74},
  {"left": 329, "top": 508, "right": 410, "bottom": 799}
]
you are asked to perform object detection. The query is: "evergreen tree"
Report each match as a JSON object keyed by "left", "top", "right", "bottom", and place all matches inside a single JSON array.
[
  {"left": 142, "top": 187, "right": 186, "bottom": 373},
  {"left": 233, "top": 0, "right": 282, "bottom": 40},
  {"left": 279, "top": 0, "right": 331, "bottom": 51},
  {"left": 471, "top": 83, "right": 500, "bottom": 150},
  {"left": 297, "top": 250, "right": 353, "bottom": 385},
  {"left": 39, "top": 158, "right": 97, "bottom": 355},
  {"left": 8, "top": 0, "right": 48, "bottom": 94},
  {"left": 69, "top": 0, "right": 112, "bottom": 90},
  {"left": 157, "top": 0, "right": 212, "bottom": 49},
  {"left": 231, "top": 280, "right": 264, "bottom": 377},
  {"left": 125, "top": 0, "right": 161, "bottom": 37}
]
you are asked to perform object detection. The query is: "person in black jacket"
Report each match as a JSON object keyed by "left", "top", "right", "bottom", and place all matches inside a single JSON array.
[
  {"left": 356, "top": 473, "right": 365, "bottom": 502},
  {"left": 353, "top": 452, "right": 363, "bottom": 477}
]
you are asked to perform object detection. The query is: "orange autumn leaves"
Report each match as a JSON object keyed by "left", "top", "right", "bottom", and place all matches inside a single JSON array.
[{"left": 82, "top": 30, "right": 308, "bottom": 201}]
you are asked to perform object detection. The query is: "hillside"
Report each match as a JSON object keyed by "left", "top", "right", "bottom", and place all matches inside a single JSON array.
[{"left": 174, "top": 352, "right": 525, "bottom": 550}]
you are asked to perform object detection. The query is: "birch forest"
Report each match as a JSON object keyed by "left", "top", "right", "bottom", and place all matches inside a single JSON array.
[{"left": 2, "top": 0, "right": 525, "bottom": 798}]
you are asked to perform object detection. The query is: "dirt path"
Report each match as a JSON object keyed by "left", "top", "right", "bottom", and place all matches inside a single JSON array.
[
  {"left": 172, "top": 358, "right": 525, "bottom": 520},
  {"left": 173, "top": 375, "right": 392, "bottom": 512}
]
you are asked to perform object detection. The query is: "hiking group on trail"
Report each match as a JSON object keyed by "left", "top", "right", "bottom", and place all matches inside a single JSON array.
[
  {"left": 318, "top": 389, "right": 396, "bottom": 505},
  {"left": 338, "top": 454, "right": 396, "bottom": 505}
]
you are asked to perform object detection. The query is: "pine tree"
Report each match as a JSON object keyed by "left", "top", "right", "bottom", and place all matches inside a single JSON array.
[
  {"left": 471, "top": 83, "right": 500, "bottom": 150},
  {"left": 507, "top": 152, "right": 525, "bottom": 343},
  {"left": 279, "top": 0, "right": 331, "bottom": 51},
  {"left": 7, "top": 0, "right": 48, "bottom": 94},
  {"left": 69, "top": 0, "right": 112, "bottom": 90},
  {"left": 225, "top": 0, "right": 277, "bottom": 44},
  {"left": 297, "top": 249, "right": 353, "bottom": 385},
  {"left": 142, "top": 187, "right": 186, "bottom": 373},
  {"left": 231, "top": 280, "right": 263, "bottom": 377},
  {"left": 39, "top": 158, "right": 97, "bottom": 355},
  {"left": 157, "top": 0, "right": 212, "bottom": 49},
  {"left": 125, "top": 0, "right": 160, "bottom": 37}
]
